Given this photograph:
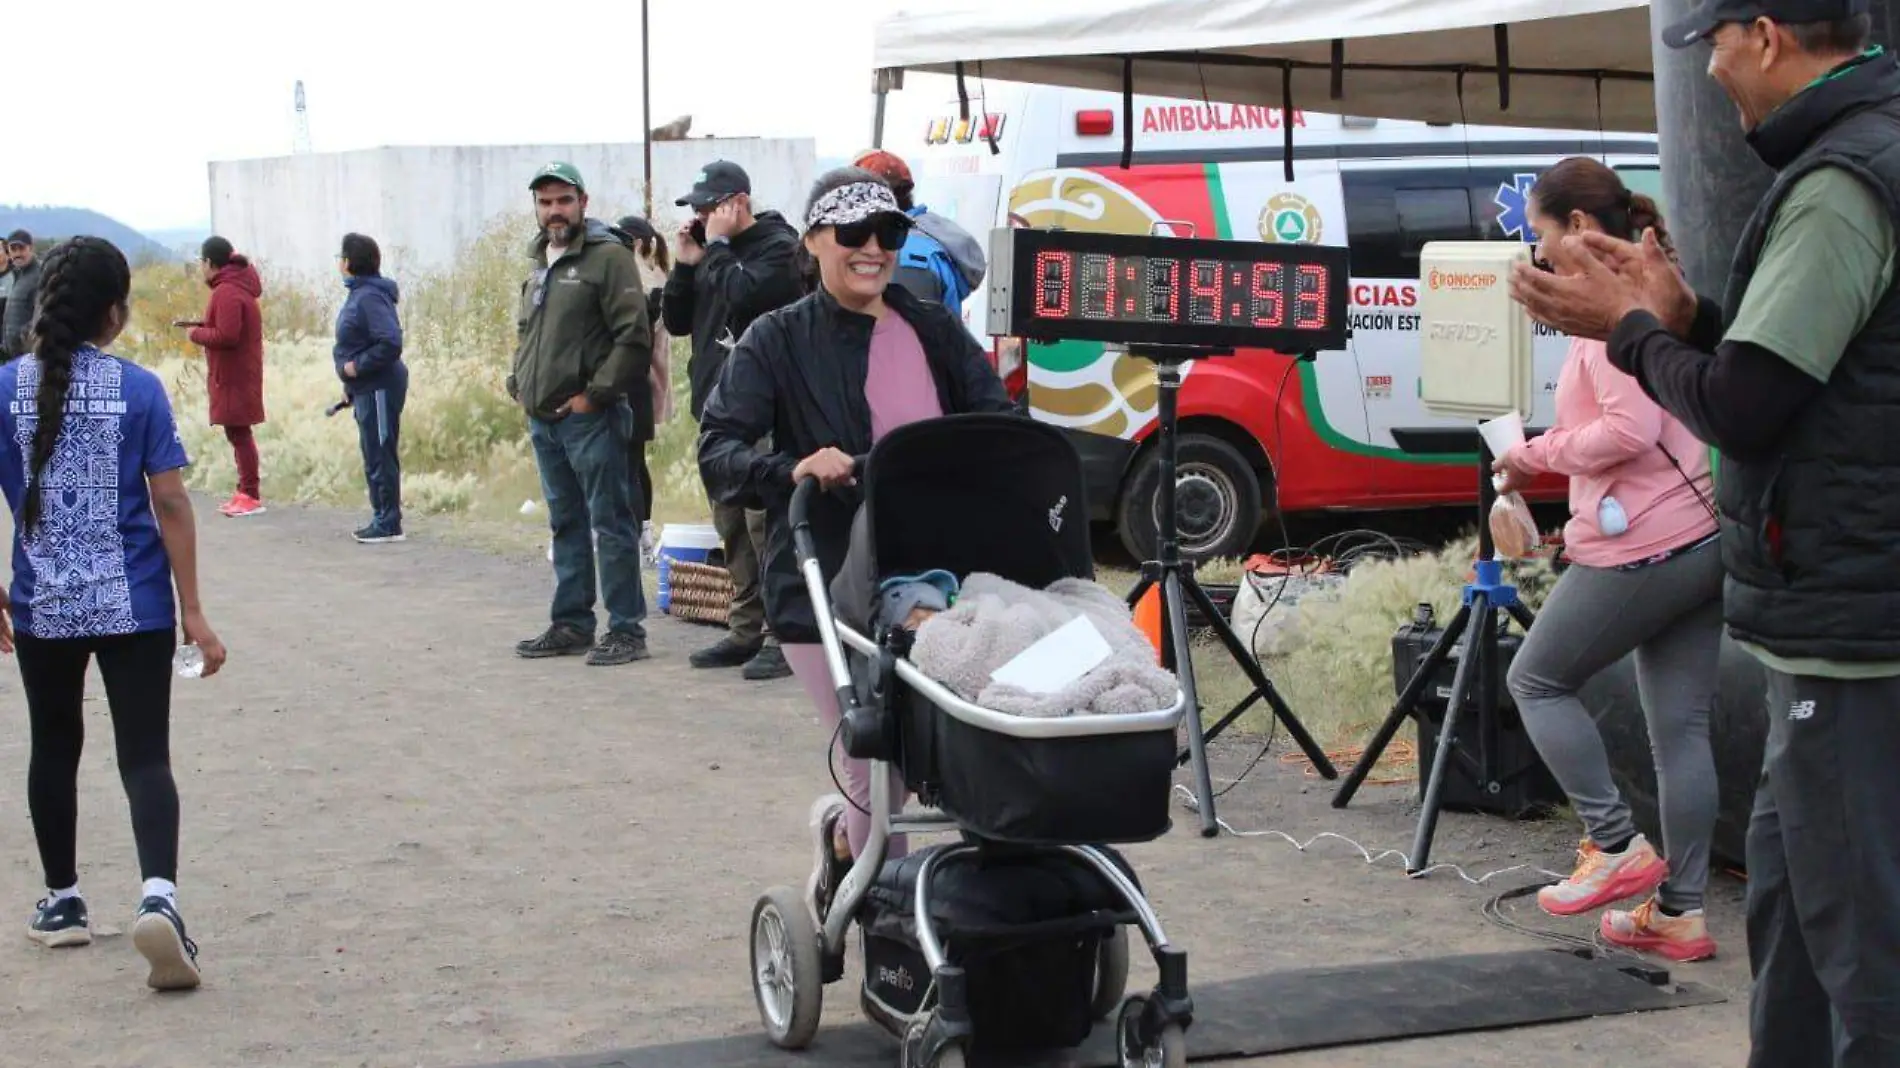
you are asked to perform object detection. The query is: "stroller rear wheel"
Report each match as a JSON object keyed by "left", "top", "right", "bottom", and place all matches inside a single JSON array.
[
  {"left": 750, "top": 887, "right": 824, "bottom": 1049},
  {"left": 1117, "top": 994, "right": 1188, "bottom": 1068},
  {"left": 1092, "top": 927, "right": 1131, "bottom": 1020}
]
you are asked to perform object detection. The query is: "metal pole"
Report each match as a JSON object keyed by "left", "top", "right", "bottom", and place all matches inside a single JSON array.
[{"left": 641, "top": 0, "right": 654, "bottom": 219}]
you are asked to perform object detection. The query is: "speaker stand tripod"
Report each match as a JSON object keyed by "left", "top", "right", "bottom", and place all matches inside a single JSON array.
[
  {"left": 1330, "top": 430, "right": 1538, "bottom": 873},
  {"left": 1125, "top": 346, "right": 1337, "bottom": 839}
]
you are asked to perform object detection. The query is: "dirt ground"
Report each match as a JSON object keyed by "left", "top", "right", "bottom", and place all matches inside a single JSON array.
[{"left": 0, "top": 499, "right": 1752, "bottom": 1068}]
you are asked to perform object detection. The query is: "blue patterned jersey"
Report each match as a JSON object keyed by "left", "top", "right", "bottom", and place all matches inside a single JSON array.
[{"left": 1, "top": 346, "right": 192, "bottom": 639}]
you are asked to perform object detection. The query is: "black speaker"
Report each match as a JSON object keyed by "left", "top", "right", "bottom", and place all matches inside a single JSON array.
[{"left": 1390, "top": 613, "right": 1567, "bottom": 819}]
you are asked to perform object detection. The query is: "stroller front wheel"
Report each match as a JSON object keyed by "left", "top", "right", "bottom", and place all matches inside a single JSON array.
[
  {"left": 1117, "top": 995, "right": 1188, "bottom": 1068},
  {"left": 750, "top": 887, "right": 824, "bottom": 1049}
]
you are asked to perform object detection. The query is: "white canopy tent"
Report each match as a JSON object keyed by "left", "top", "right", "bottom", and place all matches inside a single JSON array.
[{"left": 872, "top": 0, "right": 1661, "bottom": 135}]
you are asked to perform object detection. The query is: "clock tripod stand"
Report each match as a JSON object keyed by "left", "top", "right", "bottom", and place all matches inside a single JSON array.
[{"left": 1124, "top": 345, "right": 1338, "bottom": 838}]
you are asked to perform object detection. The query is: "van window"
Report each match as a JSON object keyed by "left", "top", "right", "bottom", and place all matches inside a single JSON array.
[
  {"left": 1616, "top": 165, "right": 1667, "bottom": 213},
  {"left": 1343, "top": 168, "right": 1528, "bottom": 278}
]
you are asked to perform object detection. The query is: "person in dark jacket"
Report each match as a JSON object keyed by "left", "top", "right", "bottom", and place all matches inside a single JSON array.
[
  {"left": 333, "top": 233, "right": 407, "bottom": 544},
  {"left": 1510, "top": 5, "right": 1900, "bottom": 1062},
  {"left": 3, "top": 230, "right": 43, "bottom": 357},
  {"left": 507, "top": 162, "right": 653, "bottom": 668},
  {"left": 664, "top": 159, "right": 806, "bottom": 681},
  {"left": 697, "top": 167, "right": 1014, "bottom": 924},
  {"left": 175, "top": 237, "right": 267, "bottom": 517}
]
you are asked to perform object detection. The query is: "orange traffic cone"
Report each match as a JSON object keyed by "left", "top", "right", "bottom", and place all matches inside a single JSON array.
[{"left": 1134, "top": 585, "right": 1163, "bottom": 664}]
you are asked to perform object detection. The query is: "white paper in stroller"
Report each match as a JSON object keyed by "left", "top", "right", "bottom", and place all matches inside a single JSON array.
[{"left": 988, "top": 615, "right": 1113, "bottom": 695}]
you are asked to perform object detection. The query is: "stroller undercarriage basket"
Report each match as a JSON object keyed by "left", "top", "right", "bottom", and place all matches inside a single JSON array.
[{"left": 858, "top": 844, "right": 1142, "bottom": 1054}]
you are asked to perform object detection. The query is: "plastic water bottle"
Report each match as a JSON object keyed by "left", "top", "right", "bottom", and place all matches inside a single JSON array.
[{"left": 174, "top": 644, "right": 205, "bottom": 679}]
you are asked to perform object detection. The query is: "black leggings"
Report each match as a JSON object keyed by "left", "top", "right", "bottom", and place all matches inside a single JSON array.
[
  {"left": 630, "top": 435, "right": 653, "bottom": 524},
  {"left": 16, "top": 628, "right": 180, "bottom": 889}
]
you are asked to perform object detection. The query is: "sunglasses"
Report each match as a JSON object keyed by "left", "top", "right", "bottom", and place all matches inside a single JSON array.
[{"left": 832, "top": 214, "right": 911, "bottom": 251}]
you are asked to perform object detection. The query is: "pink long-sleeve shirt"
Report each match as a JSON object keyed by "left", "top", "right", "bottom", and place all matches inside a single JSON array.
[{"left": 1505, "top": 337, "right": 1717, "bottom": 569}]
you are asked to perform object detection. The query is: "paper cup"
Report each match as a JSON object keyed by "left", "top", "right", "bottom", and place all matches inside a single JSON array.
[{"left": 1478, "top": 411, "right": 1526, "bottom": 458}]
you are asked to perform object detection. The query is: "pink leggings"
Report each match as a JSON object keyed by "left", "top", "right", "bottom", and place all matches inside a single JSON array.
[{"left": 782, "top": 642, "right": 909, "bottom": 860}]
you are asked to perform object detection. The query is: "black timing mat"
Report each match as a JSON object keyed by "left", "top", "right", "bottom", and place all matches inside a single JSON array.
[{"left": 463, "top": 947, "right": 1725, "bottom": 1068}]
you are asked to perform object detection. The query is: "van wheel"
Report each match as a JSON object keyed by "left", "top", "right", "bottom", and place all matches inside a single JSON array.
[{"left": 1116, "top": 433, "right": 1262, "bottom": 564}]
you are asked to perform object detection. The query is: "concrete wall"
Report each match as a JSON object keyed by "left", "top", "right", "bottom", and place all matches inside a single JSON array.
[{"left": 208, "top": 138, "right": 815, "bottom": 286}]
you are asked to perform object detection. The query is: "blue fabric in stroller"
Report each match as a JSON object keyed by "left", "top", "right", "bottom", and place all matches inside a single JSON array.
[{"left": 747, "top": 413, "right": 1195, "bottom": 1068}]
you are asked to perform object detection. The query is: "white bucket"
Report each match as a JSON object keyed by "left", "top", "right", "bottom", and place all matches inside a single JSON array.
[{"left": 657, "top": 523, "right": 723, "bottom": 613}]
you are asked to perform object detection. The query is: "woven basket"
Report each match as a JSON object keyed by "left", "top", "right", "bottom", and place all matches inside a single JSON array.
[{"left": 667, "top": 559, "right": 735, "bottom": 627}]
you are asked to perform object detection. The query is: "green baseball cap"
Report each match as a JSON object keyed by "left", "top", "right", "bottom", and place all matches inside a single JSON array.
[{"left": 529, "top": 161, "right": 586, "bottom": 192}]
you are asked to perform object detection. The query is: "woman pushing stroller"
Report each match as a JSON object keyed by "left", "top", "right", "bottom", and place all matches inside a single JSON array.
[{"left": 697, "top": 167, "right": 1015, "bottom": 924}]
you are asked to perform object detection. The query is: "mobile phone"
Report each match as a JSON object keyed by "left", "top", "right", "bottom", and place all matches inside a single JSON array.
[{"left": 689, "top": 219, "right": 707, "bottom": 246}]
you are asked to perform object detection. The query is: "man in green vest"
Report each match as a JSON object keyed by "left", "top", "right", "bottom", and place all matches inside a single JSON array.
[{"left": 1511, "top": 3, "right": 1900, "bottom": 1062}]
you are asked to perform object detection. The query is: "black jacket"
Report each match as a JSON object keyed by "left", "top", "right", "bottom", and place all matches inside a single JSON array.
[
  {"left": 660, "top": 210, "right": 803, "bottom": 420},
  {"left": 697, "top": 284, "right": 1016, "bottom": 643},
  {"left": 1712, "top": 50, "right": 1900, "bottom": 661}
]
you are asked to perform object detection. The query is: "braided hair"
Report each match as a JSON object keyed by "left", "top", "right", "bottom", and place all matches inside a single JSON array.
[{"left": 20, "top": 237, "right": 132, "bottom": 533}]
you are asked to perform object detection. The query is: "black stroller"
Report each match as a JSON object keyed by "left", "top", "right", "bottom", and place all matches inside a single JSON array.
[{"left": 746, "top": 413, "right": 1194, "bottom": 1068}]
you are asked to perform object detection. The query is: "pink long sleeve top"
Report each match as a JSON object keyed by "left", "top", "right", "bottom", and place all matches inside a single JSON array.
[{"left": 1504, "top": 337, "right": 1717, "bottom": 569}]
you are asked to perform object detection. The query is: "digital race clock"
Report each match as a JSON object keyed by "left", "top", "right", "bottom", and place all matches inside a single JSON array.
[{"left": 986, "top": 227, "right": 1351, "bottom": 352}]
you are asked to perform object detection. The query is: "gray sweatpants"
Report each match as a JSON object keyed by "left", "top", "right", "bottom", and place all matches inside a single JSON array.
[
  {"left": 1747, "top": 669, "right": 1900, "bottom": 1067},
  {"left": 1505, "top": 539, "right": 1723, "bottom": 911}
]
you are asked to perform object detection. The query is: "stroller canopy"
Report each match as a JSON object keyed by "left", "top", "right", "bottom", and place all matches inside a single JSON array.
[{"left": 863, "top": 414, "right": 1095, "bottom": 595}]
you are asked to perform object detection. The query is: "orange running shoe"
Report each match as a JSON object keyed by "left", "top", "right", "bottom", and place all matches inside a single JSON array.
[
  {"left": 1602, "top": 896, "right": 1718, "bottom": 962},
  {"left": 1537, "top": 834, "right": 1668, "bottom": 917}
]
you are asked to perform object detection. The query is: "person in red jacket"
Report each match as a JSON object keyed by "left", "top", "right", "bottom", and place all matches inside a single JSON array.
[{"left": 173, "top": 237, "right": 267, "bottom": 516}]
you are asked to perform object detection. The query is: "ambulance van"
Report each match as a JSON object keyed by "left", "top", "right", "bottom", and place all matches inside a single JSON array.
[{"left": 878, "top": 77, "right": 1663, "bottom": 562}]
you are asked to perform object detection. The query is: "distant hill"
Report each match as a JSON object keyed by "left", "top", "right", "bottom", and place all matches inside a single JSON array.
[{"left": 0, "top": 206, "right": 178, "bottom": 265}]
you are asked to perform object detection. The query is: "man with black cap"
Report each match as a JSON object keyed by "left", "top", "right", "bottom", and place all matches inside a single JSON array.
[
  {"left": 2, "top": 230, "right": 41, "bottom": 357},
  {"left": 508, "top": 161, "right": 654, "bottom": 667},
  {"left": 661, "top": 160, "right": 803, "bottom": 680},
  {"left": 1510, "top": 3, "right": 1900, "bottom": 1062}
]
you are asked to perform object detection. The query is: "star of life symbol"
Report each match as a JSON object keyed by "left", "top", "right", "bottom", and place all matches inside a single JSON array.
[{"left": 1494, "top": 173, "right": 1541, "bottom": 243}]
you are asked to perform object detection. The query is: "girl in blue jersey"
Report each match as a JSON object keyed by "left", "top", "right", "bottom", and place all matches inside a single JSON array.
[{"left": 0, "top": 236, "right": 228, "bottom": 991}]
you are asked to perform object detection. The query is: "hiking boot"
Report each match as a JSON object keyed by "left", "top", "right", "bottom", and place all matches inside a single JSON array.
[
  {"left": 805, "top": 795, "right": 852, "bottom": 925},
  {"left": 132, "top": 895, "right": 201, "bottom": 991},
  {"left": 353, "top": 524, "right": 406, "bottom": 544},
  {"left": 1537, "top": 834, "right": 1668, "bottom": 917},
  {"left": 1602, "top": 896, "right": 1718, "bottom": 962},
  {"left": 515, "top": 623, "right": 594, "bottom": 659},
  {"left": 690, "top": 635, "right": 762, "bottom": 669},
  {"left": 743, "top": 644, "right": 793, "bottom": 681},
  {"left": 586, "top": 630, "right": 650, "bottom": 666},
  {"left": 26, "top": 895, "right": 90, "bottom": 948}
]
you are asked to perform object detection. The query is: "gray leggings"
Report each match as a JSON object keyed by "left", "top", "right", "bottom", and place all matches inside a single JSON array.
[{"left": 1505, "top": 538, "right": 1724, "bottom": 911}]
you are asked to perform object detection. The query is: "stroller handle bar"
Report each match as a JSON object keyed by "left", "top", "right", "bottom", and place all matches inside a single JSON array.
[{"left": 790, "top": 462, "right": 870, "bottom": 746}]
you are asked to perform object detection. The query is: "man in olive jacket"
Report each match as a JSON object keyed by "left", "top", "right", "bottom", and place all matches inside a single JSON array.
[{"left": 508, "top": 161, "right": 654, "bottom": 667}]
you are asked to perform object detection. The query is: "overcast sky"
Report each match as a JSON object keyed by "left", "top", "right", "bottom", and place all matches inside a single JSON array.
[{"left": 3, "top": 0, "right": 913, "bottom": 232}]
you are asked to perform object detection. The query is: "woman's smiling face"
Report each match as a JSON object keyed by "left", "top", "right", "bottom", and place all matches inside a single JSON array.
[{"left": 807, "top": 222, "right": 898, "bottom": 307}]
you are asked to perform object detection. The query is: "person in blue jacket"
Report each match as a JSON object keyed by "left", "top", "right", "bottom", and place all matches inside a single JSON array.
[
  {"left": 333, "top": 233, "right": 407, "bottom": 544},
  {"left": 851, "top": 150, "right": 987, "bottom": 310}
]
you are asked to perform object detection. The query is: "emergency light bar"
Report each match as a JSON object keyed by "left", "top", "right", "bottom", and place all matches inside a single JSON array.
[
  {"left": 1416, "top": 241, "right": 1536, "bottom": 420},
  {"left": 986, "top": 227, "right": 1352, "bottom": 352}
]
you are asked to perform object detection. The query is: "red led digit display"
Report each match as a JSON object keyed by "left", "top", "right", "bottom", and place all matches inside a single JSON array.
[
  {"left": 1008, "top": 229, "right": 1350, "bottom": 351},
  {"left": 1295, "top": 264, "right": 1328, "bottom": 329},
  {"left": 1252, "top": 262, "right": 1284, "bottom": 327}
]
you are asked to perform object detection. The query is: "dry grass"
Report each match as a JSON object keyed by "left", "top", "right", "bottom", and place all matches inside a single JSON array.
[
  {"left": 1105, "top": 542, "right": 1560, "bottom": 780},
  {"left": 115, "top": 218, "right": 714, "bottom": 551},
  {"left": 110, "top": 220, "right": 1563, "bottom": 765}
]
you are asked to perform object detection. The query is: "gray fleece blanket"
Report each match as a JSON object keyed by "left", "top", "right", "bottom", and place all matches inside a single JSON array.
[{"left": 908, "top": 573, "right": 1179, "bottom": 718}]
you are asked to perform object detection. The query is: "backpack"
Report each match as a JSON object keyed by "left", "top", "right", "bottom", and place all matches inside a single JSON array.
[{"left": 894, "top": 227, "right": 968, "bottom": 308}]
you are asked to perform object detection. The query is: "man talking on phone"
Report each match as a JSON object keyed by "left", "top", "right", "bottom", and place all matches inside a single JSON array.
[{"left": 661, "top": 160, "right": 803, "bottom": 680}]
